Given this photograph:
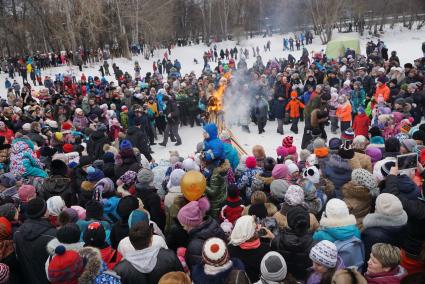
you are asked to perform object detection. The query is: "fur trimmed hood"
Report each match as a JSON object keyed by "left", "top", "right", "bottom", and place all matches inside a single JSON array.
[
  {"left": 77, "top": 246, "right": 120, "bottom": 284},
  {"left": 342, "top": 181, "right": 371, "bottom": 201},
  {"left": 213, "top": 159, "right": 231, "bottom": 175},
  {"left": 46, "top": 238, "right": 84, "bottom": 255},
  {"left": 363, "top": 211, "right": 408, "bottom": 229},
  {"left": 320, "top": 212, "right": 357, "bottom": 228}
]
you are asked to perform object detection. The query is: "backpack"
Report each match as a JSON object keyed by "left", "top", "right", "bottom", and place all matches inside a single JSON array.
[{"left": 335, "top": 236, "right": 365, "bottom": 271}]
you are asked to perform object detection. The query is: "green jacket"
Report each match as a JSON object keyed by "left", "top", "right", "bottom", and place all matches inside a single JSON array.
[{"left": 206, "top": 160, "right": 230, "bottom": 219}]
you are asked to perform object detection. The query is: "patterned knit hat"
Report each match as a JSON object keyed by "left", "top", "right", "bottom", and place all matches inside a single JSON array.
[
  {"left": 282, "top": 136, "right": 294, "bottom": 148},
  {"left": 351, "top": 169, "right": 378, "bottom": 194},
  {"left": 260, "top": 251, "right": 287, "bottom": 281},
  {"left": 117, "top": 170, "right": 137, "bottom": 187},
  {"left": 341, "top": 128, "right": 355, "bottom": 141},
  {"left": 284, "top": 185, "right": 305, "bottom": 206},
  {"left": 202, "top": 237, "right": 229, "bottom": 267},
  {"left": 48, "top": 245, "right": 84, "bottom": 283},
  {"left": 0, "top": 263, "right": 9, "bottom": 284},
  {"left": 270, "top": 179, "right": 290, "bottom": 199},
  {"left": 18, "top": 184, "right": 36, "bottom": 203},
  {"left": 310, "top": 240, "right": 338, "bottom": 268}
]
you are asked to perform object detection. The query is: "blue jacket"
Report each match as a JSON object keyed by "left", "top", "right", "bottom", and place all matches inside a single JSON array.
[
  {"left": 313, "top": 225, "right": 361, "bottom": 242},
  {"left": 5, "top": 80, "right": 11, "bottom": 89},
  {"left": 324, "top": 154, "right": 352, "bottom": 198},
  {"left": 223, "top": 142, "right": 239, "bottom": 171},
  {"left": 203, "top": 124, "right": 225, "bottom": 162}
]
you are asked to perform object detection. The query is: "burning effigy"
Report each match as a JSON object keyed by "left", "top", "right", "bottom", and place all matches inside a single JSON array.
[{"left": 207, "top": 74, "right": 247, "bottom": 155}]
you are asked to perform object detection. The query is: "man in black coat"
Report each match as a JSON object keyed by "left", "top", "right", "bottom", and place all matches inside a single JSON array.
[
  {"left": 14, "top": 198, "right": 57, "bottom": 284},
  {"left": 125, "top": 121, "right": 152, "bottom": 162},
  {"left": 114, "top": 221, "right": 183, "bottom": 284},
  {"left": 159, "top": 95, "right": 182, "bottom": 146},
  {"left": 86, "top": 126, "right": 110, "bottom": 160}
]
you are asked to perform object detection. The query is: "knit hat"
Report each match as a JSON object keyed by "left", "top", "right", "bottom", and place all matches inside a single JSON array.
[
  {"left": 202, "top": 237, "right": 229, "bottom": 267},
  {"left": 227, "top": 184, "right": 240, "bottom": 198},
  {"left": 86, "top": 167, "right": 105, "bottom": 182},
  {"left": 341, "top": 128, "right": 355, "bottom": 141},
  {"left": 245, "top": 156, "right": 257, "bottom": 169},
  {"left": 264, "top": 157, "right": 276, "bottom": 172},
  {"left": 381, "top": 161, "right": 396, "bottom": 177},
  {"left": 117, "top": 196, "right": 139, "bottom": 220},
  {"left": 284, "top": 185, "right": 305, "bottom": 206},
  {"left": 167, "top": 169, "right": 185, "bottom": 189},
  {"left": 306, "top": 154, "right": 318, "bottom": 167},
  {"left": 282, "top": 136, "right": 294, "bottom": 148},
  {"left": 118, "top": 171, "right": 137, "bottom": 187},
  {"left": 47, "top": 196, "right": 66, "bottom": 217},
  {"left": 137, "top": 168, "right": 155, "bottom": 186},
  {"left": 309, "top": 240, "right": 338, "bottom": 268},
  {"left": 287, "top": 205, "right": 310, "bottom": 235},
  {"left": 338, "top": 145, "right": 355, "bottom": 159},
  {"left": 401, "top": 139, "right": 417, "bottom": 153},
  {"left": 60, "top": 208, "right": 79, "bottom": 223},
  {"left": 365, "top": 147, "right": 382, "bottom": 164},
  {"left": 83, "top": 222, "right": 106, "bottom": 247},
  {"left": 321, "top": 198, "right": 356, "bottom": 227},
  {"left": 260, "top": 251, "right": 287, "bottom": 282},
  {"left": 313, "top": 138, "right": 326, "bottom": 149},
  {"left": 85, "top": 200, "right": 103, "bottom": 220},
  {"left": 328, "top": 138, "right": 342, "bottom": 150},
  {"left": 48, "top": 245, "right": 84, "bottom": 283},
  {"left": 70, "top": 206, "right": 86, "bottom": 220},
  {"left": 270, "top": 179, "right": 290, "bottom": 199},
  {"left": 351, "top": 169, "right": 378, "bottom": 193},
  {"left": 375, "top": 193, "right": 406, "bottom": 216},
  {"left": 0, "top": 264, "right": 9, "bottom": 284},
  {"left": 27, "top": 198, "right": 47, "bottom": 219},
  {"left": 352, "top": 135, "right": 368, "bottom": 150},
  {"left": 57, "top": 223, "right": 81, "bottom": 244},
  {"left": 287, "top": 162, "right": 299, "bottom": 175},
  {"left": 0, "top": 173, "right": 15, "bottom": 188},
  {"left": 272, "top": 164, "right": 288, "bottom": 179},
  {"left": 357, "top": 106, "right": 365, "bottom": 114},
  {"left": 94, "top": 178, "right": 115, "bottom": 196},
  {"left": 120, "top": 139, "right": 133, "bottom": 150},
  {"left": 0, "top": 204, "right": 16, "bottom": 223},
  {"left": 302, "top": 166, "right": 320, "bottom": 184},
  {"left": 413, "top": 130, "right": 425, "bottom": 142},
  {"left": 229, "top": 215, "right": 256, "bottom": 245},
  {"left": 62, "top": 143, "right": 74, "bottom": 153},
  {"left": 385, "top": 137, "right": 400, "bottom": 153},
  {"left": 377, "top": 76, "right": 386, "bottom": 84},
  {"left": 102, "top": 152, "right": 115, "bottom": 163},
  {"left": 128, "top": 209, "right": 149, "bottom": 229},
  {"left": 51, "top": 159, "right": 68, "bottom": 176},
  {"left": 299, "top": 149, "right": 311, "bottom": 162},
  {"left": 248, "top": 203, "right": 268, "bottom": 219},
  {"left": 177, "top": 197, "right": 210, "bottom": 227}
]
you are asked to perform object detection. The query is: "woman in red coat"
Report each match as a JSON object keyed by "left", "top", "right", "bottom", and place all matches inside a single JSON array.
[
  {"left": 0, "top": 121, "right": 14, "bottom": 144},
  {"left": 353, "top": 106, "right": 370, "bottom": 137}
]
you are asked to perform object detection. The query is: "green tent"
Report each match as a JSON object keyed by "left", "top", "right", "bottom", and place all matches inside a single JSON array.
[{"left": 325, "top": 37, "right": 360, "bottom": 59}]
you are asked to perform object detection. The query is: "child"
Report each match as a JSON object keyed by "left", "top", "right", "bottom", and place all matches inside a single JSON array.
[
  {"left": 307, "top": 240, "right": 344, "bottom": 284},
  {"left": 220, "top": 184, "right": 244, "bottom": 224},
  {"left": 336, "top": 94, "right": 352, "bottom": 133},
  {"left": 237, "top": 156, "right": 262, "bottom": 201},
  {"left": 285, "top": 91, "right": 305, "bottom": 134},
  {"left": 328, "top": 88, "right": 339, "bottom": 134},
  {"left": 352, "top": 106, "right": 370, "bottom": 137},
  {"left": 120, "top": 106, "right": 128, "bottom": 129},
  {"left": 276, "top": 136, "right": 298, "bottom": 164}
]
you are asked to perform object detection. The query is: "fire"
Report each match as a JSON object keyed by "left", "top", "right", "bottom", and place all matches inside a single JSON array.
[{"left": 208, "top": 74, "right": 229, "bottom": 112}]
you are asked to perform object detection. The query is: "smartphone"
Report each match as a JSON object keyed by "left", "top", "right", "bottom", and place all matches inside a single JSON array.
[{"left": 397, "top": 153, "right": 418, "bottom": 171}]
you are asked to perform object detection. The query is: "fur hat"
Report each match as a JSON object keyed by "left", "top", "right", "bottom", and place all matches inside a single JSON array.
[
  {"left": 309, "top": 240, "right": 338, "bottom": 268},
  {"left": 270, "top": 179, "right": 290, "bottom": 199},
  {"left": 202, "top": 237, "right": 229, "bottom": 267},
  {"left": 260, "top": 252, "right": 287, "bottom": 282},
  {"left": 320, "top": 199, "right": 356, "bottom": 227}
]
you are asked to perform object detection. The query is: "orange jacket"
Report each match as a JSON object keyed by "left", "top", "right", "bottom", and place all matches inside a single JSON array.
[
  {"left": 285, "top": 98, "right": 305, "bottom": 118},
  {"left": 336, "top": 102, "right": 352, "bottom": 122},
  {"left": 374, "top": 84, "right": 390, "bottom": 102}
]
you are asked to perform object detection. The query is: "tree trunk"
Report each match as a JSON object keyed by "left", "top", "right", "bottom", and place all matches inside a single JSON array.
[{"left": 114, "top": 0, "right": 131, "bottom": 59}]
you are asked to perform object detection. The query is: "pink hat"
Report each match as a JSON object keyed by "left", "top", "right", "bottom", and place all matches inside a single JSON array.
[
  {"left": 70, "top": 206, "right": 86, "bottom": 220},
  {"left": 18, "top": 185, "right": 36, "bottom": 203},
  {"left": 177, "top": 197, "right": 210, "bottom": 227},
  {"left": 272, "top": 164, "right": 289, "bottom": 179},
  {"left": 245, "top": 156, "right": 257, "bottom": 169}
]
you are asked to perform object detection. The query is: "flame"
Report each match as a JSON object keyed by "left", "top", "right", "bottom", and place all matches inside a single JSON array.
[{"left": 208, "top": 72, "right": 230, "bottom": 112}]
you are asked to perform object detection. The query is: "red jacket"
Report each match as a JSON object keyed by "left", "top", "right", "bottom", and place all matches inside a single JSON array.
[
  {"left": 352, "top": 113, "right": 370, "bottom": 137},
  {"left": 99, "top": 246, "right": 122, "bottom": 270},
  {"left": 220, "top": 197, "right": 244, "bottom": 224},
  {"left": 365, "top": 265, "right": 407, "bottom": 284}
]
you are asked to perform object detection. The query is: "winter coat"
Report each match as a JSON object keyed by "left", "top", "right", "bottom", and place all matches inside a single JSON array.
[
  {"left": 192, "top": 258, "right": 245, "bottom": 284},
  {"left": 135, "top": 184, "right": 165, "bottom": 231},
  {"left": 374, "top": 84, "right": 390, "bottom": 102},
  {"left": 391, "top": 174, "right": 420, "bottom": 200},
  {"left": 87, "top": 130, "right": 110, "bottom": 160},
  {"left": 223, "top": 142, "right": 240, "bottom": 171},
  {"left": 313, "top": 224, "right": 361, "bottom": 242},
  {"left": 114, "top": 154, "right": 141, "bottom": 181},
  {"left": 383, "top": 174, "right": 425, "bottom": 256},
  {"left": 77, "top": 247, "right": 121, "bottom": 284},
  {"left": 0, "top": 128, "right": 14, "bottom": 144},
  {"left": 164, "top": 186, "right": 183, "bottom": 209},
  {"left": 10, "top": 138, "right": 47, "bottom": 178},
  {"left": 272, "top": 99, "right": 286, "bottom": 119},
  {"left": 125, "top": 126, "right": 152, "bottom": 162},
  {"left": 273, "top": 204, "right": 319, "bottom": 233},
  {"left": 72, "top": 115, "right": 89, "bottom": 130},
  {"left": 362, "top": 226, "right": 405, "bottom": 261},
  {"left": 285, "top": 98, "right": 305, "bottom": 118},
  {"left": 237, "top": 168, "right": 262, "bottom": 198},
  {"left": 110, "top": 220, "right": 129, "bottom": 250},
  {"left": 349, "top": 152, "right": 373, "bottom": 173},
  {"left": 341, "top": 181, "right": 372, "bottom": 229},
  {"left": 365, "top": 265, "right": 407, "bottom": 284},
  {"left": 39, "top": 175, "right": 72, "bottom": 202},
  {"left": 14, "top": 218, "right": 56, "bottom": 284},
  {"left": 164, "top": 99, "right": 180, "bottom": 124},
  {"left": 220, "top": 197, "right": 244, "bottom": 224},
  {"left": 186, "top": 216, "right": 226, "bottom": 270},
  {"left": 227, "top": 242, "right": 270, "bottom": 283},
  {"left": 271, "top": 229, "right": 314, "bottom": 280},
  {"left": 323, "top": 154, "right": 352, "bottom": 198},
  {"left": 353, "top": 113, "right": 370, "bottom": 137},
  {"left": 206, "top": 160, "right": 230, "bottom": 219},
  {"left": 203, "top": 124, "right": 225, "bottom": 162},
  {"left": 114, "top": 247, "right": 183, "bottom": 284},
  {"left": 350, "top": 89, "right": 366, "bottom": 113},
  {"left": 336, "top": 102, "right": 352, "bottom": 122},
  {"left": 26, "top": 131, "right": 45, "bottom": 147},
  {"left": 254, "top": 98, "right": 269, "bottom": 121}
]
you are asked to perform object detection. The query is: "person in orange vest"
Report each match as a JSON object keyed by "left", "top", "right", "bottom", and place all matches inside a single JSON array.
[
  {"left": 336, "top": 94, "right": 352, "bottom": 133},
  {"left": 285, "top": 91, "right": 305, "bottom": 134},
  {"left": 374, "top": 77, "right": 390, "bottom": 102}
]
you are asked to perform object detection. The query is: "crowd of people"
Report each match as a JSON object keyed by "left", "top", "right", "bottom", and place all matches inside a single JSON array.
[{"left": 0, "top": 33, "right": 423, "bottom": 284}]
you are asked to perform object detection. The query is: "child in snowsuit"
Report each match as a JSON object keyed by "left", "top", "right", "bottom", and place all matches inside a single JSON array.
[
  {"left": 352, "top": 106, "right": 370, "bottom": 137},
  {"left": 336, "top": 94, "right": 352, "bottom": 133},
  {"left": 237, "top": 156, "right": 262, "bottom": 202},
  {"left": 285, "top": 91, "right": 305, "bottom": 134}
]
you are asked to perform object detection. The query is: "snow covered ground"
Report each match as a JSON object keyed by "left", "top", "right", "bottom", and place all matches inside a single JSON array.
[{"left": 1, "top": 27, "right": 425, "bottom": 161}]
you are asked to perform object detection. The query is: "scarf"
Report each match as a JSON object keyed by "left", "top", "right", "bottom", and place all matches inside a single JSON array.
[
  {"left": 204, "top": 260, "right": 233, "bottom": 275},
  {"left": 239, "top": 238, "right": 260, "bottom": 250}
]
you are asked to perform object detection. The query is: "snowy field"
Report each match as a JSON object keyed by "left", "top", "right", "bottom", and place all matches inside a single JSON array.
[{"left": 1, "top": 27, "right": 424, "bottom": 161}]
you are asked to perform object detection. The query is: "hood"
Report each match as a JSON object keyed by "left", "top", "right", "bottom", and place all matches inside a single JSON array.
[
  {"left": 20, "top": 219, "right": 55, "bottom": 241},
  {"left": 78, "top": 247, "right": 104, "bottom": 283},
  {"left": 168, "top": 186, "right": 182, "bottom": 194},
  {"left": 189, "top": 216, "right": 223, "bottom": 240},
  {"left": 397, "top": 175, "right": 420, "bottom": 196},
  {"left": 281, "top": 230, "right": 314, "bottom": 252},
  {"left": 46, "top": 238, "right": 84, "bottom": 255},
  {"left": 91, "top": 130, "right": 106, "bottom": 140},
  {"left": 328, "top": 154, "right": 352, "bottom": 173},
  {"left": 318, "top": 225, "right": 359, "bottom": 240},
  {"left": 342, "top": 181, "right": 370, "bottom": 200},
  {"left": 43, "top": 177, "right": 71, "bottom": 193},
  {"left": 11, "top": 140, "right": 31, "bottom": 154},
  {"left": 125, "top": 246, "right": 161, "bottom": 273},
  {"left": 203, "top": 123, "right": 218, "bottom": 140},
  {"left": 213, "top": 159, "right": 231, "bottom": 175}
]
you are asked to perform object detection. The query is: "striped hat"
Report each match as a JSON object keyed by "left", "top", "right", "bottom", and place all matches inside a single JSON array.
[
  {"left": 202, "top": 237, "right": 229, "bottom": 267},
  {"left": 282, "top": 136, "right": 294, "bottom": 148},
  {"left": 309, "top": 240, "right": 338, "bottom": 268},
  {"left": 0, "top": 263, "right": 9, "bottom": 284}
]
